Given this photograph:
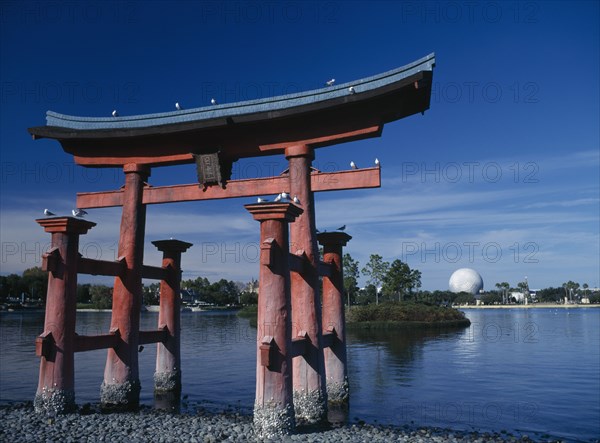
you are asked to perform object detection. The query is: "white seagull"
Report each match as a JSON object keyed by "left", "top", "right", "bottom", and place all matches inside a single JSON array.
[
  {"left": 325, "top": 78, "right": 335, "bottom": 87},
  {"left": 112, "top": 110, "right": 118, "bottom": 117},
  {"left": 210, "top": 98, "right": 217, "bottom": 105},
  {"left": 257, "top": 197, "right": 268, "bottom": 203},
  {"left": 175, "top": 102, "right": 182, "bottom": 110},
  {"left": 348, "top": 86, "right": 355, "bottom": 94},
  {"left": 375, "top": 158, "right": 380, "bottom": 166},
  {"left": 281, "top": 191, "right": 289, "bottom": 200},
  {"left": 350, "top": 161, "right": 358, "bottom": 170},
  {"left": 293, "top": 195, "right": 301, "bottom": 205},
  {"left": 274, "top": 193, "right": 282, "bottom": 202},
  {"left": 43, "top": 209, "right": 55, "bottom": 216},
  {"left": 72, "top": 208, "right": 88, "bottom": 217}
]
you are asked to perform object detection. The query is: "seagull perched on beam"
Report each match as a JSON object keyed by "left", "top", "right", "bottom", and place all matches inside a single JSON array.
[
  {"left": 375, "top": 158, "right": 380, "bottom": 166},
  {"left": 335, "top": 225, "right": 346, "bottom": 231},
  {"left": 210, "top": 98, "right": 217, "bottom": 105},
  {"left": 293, "top": 195, "right": 301, "bottom": 205},
  {"left": 175, "top": 102, "right": 182, "bottom": 110},
  {"left": 350, "top": 161, "right": 358, "bottom": 170},
  {"left": 112, "top": 110, "right": 118, "bottom": 117},
  {"left": 274, "top": 193, "right": 282, "bottom": 202},
  {"left": 257, "top": 197, "right": 268, "bottom": 203},
  {"left": 348, "top": 86, "right": 355, "bottom": 94},
  {"left": 280, "top": 191, "right": 289, "bottom": 200},
  {"left": 325, "top": 78, "right": 335, "bottom": 87},
  {"left": 72, "top": 208, "right": 88, "bottom": 217},
  {"left": 43, "top": 209, "right": 55, "bottom": 216}
]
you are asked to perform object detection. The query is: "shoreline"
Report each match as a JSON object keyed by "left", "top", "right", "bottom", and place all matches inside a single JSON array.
[
  {"left": 457, "top": 303, "right": 600, "bottom": 309},
  {"left": 0, "top": 403, "right": 556, "bottom": 442}
]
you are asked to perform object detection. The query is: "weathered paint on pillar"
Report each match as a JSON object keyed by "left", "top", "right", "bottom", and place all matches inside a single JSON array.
[
  {"left": 317, "top": 231, "right": 352, "bottom": 406},
  {"left": 35, "top": 217, "right": 96, "bottom": 414},
  {"left": 151, "top": 239, "right": 192, "bottom": 394},
  {"left": 101, "top": 164, "right": 149, "bottom": 410},
  {"left": 285, "top": 144, "right": 328, "bottom": 424},
  {"left": 245, "top": 202, "right": 303, "bottom": 439}
]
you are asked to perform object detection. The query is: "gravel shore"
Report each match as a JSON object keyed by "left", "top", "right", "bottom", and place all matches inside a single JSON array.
[{"left": 0, "top": 403, "right": 550, "bottom": 442}]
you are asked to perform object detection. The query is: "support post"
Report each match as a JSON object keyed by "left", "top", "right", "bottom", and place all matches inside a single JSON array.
[
  {"left": 151, "top": 239, "right": 192, "bottom": 395},
  {"left": 317, "top": 231, "right": 352, "bottom": 407},
  {"left": 245, "top": 202, "right": 303, "bottom": 439},
  {"left": 34, "top": 217, "right": 96, "bottom": 414},
  {"left": 101, "top": 164, "right": 149, "bottom": 410},
  {"left": 285, "top": 144, "right": 328, "bottom": 424}
]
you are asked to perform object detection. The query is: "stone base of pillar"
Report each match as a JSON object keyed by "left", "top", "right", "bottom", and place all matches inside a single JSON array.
[
  {"left": 100, "top": 380, "right": 141, "bottom": 410},
  {"left": 154, "top": 370, "right": 181, "bottom": 393},
  {"left": 253, "top": 402, "right": 295, "bottom": 439},
  {"left": 326, "top": 377, "right": 349, "bottom": 405},
  {"left": 293, "top": 389, "right": 327, "bottom": 425},
  {"left": 34, "top": 387, "right": 75, "bottom": 414}
]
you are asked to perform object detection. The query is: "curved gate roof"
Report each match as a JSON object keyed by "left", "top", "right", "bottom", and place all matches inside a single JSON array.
[{"left": 29, "top": 53, "right": 435, "bottom": 166}]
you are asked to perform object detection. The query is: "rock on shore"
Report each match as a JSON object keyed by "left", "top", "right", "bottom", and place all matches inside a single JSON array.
[{"left": 0, "top": 403, "right": 545, "bottom": 442}]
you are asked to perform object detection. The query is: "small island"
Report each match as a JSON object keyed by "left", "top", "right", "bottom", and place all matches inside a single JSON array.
[
  {"left": 238, "top": 302, "right": 470, "bottom": 330},
  {"left": 345, "top": 302, "right": 470, "bottom": 329}
]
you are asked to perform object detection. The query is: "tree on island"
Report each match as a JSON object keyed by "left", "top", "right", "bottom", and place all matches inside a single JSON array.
[
  {"left": 342, "top": 253, "right": 360, "bottom": 307},
  {"left": 361, "top": 254, "right": 389, "bottom": 305},
  {"left": 381, "top": 259, "right": 421, "bottom": 302}
]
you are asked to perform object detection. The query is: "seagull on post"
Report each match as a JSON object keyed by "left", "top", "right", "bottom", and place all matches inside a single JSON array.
[
  {"left": 112, "top": 110, "right": 118, "bottom": 117},
  {"left": 350, "top": 161, "right": 358, "bottom": 170},
  {"left": 43, "top": 209, "right": 55, "bottom": 216},
  {"left": 375, "top": 158, "right": 380, "bottom": 166},
  {"left": 325, "top": 78, "right": 335, "bottom": 87},
  {"left": 72, "top": 208, "right": 88, "bottom": 217}
]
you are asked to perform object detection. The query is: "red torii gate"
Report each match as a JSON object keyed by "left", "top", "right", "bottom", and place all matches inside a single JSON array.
[{"left": 28, "top": 54, "right": 434, "bottom": 437}]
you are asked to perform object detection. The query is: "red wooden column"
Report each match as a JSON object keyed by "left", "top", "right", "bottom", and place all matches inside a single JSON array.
[
  {"left": 101, "top": 163, "right": 149, "bottom": 410},
  {"left": 317, "top": 231, "right": 352, "bottom": 406},
  {"left": 285, "top": 144, "right": 328, "bottom": 423},
  {"left": 151, "top": 239, "right": 192, "bottom": 394},
  {"left": 245, "top": 202, "right": 303, "bottom": 439},
  {"left": 34, "top": 216, "right": 96, "bottom": 414}
]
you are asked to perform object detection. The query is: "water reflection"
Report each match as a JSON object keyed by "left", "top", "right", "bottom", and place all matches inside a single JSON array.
[{"left": 1, "top": 309, "right": 598, "bottom": 442}]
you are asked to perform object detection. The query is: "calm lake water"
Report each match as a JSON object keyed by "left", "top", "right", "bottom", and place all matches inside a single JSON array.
[{"left": 1, "top": 308, "right": 598, "bottom": 441}]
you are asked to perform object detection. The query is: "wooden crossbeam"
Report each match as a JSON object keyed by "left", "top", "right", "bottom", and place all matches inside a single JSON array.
[
  {"left": 76, "top": 167, "right": 381, "bottom": 209},
  {"left": 141, "top": 264, "right": 167, "bottom": 280},
  {"left": 74, "top": 333, "right": 120, "bottom": 352},
  {"left": 78, "top": 256, "right": 126, "bottom": 277},
  {"left": 139, "top": 328, "right": 169, "bottom": 345}
]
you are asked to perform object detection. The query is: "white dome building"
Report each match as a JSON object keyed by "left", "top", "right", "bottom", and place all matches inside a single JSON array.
[{"left": 449, "top": 268, "right": 484, "bottom": 294}]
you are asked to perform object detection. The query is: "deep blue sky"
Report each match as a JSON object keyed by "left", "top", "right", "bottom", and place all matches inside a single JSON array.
[{"left": 1, "top": 1, "right": 598, "bottom": 291}]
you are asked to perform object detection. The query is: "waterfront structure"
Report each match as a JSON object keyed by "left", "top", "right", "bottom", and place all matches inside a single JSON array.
[{"left": 29, "top": 54, "right": 435, "bottom": 432}]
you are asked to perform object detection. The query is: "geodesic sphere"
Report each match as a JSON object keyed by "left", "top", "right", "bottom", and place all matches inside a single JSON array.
[{"left": 449, "top": 268, "right": 484, "bottom": 294}]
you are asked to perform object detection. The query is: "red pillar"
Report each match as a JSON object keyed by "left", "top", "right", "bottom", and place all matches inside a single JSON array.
[
  {"left": 317, "top": 231, "right": 352, "bottom": 406},
  {"left": 151, "top": 239, "right": 192, "bottom": 394},
  {"left": 245, "top": 202, "right": 303, "bottom": 438},
  {"left": 285, "top": 144, "right": 328, "bottom": 423},
  {"left": 34, "top": 216, "right": 96, "bottom": 414},
  {"left": 101, "top": 163, "right": 149, "bottom": 410}
]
